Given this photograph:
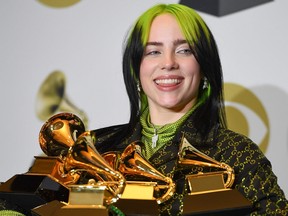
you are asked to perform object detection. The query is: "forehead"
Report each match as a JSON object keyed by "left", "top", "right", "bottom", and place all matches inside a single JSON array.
[{"left": 148, "top": 13, "right": 185, "bottom": 41}]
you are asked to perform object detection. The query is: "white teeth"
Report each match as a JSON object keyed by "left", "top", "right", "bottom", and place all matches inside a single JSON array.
[{"left": 155, "top": 79, "right": 181, "bottom": 84}]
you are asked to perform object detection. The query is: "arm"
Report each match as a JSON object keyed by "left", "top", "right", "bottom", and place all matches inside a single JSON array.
[{"left": 236, "top": 160, "right": 288, "bottom": 215}]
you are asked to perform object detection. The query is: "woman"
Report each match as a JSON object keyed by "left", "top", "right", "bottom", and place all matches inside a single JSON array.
[
  {"left": 1, "top": 3, "right": 287, "bottom": 216},
  {"left": 94, "top": 3, "right": 288, "bottom": 216}
]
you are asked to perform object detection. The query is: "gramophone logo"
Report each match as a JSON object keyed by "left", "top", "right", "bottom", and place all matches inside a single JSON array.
[
  {"left": 35, "top": 71, "right": 89, "bottom": 128},
  {"left": 224, "top": 83, "right": 270, "bottom": 153}
]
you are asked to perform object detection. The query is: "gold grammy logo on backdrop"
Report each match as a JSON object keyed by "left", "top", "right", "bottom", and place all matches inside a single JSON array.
[
  {"left": 35, "top": 71, "right": 89, "bottom": 128},
  {"left": 224, "top": 82, "right": 270, "bottom": 153},
  {"left": 37, "top": 0, "right": 81, "bottom": 8}
]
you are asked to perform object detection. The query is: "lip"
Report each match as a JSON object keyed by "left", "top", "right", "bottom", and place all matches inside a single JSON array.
[{"left": 153, "top": 75, "right": 183, "bottom": 90}]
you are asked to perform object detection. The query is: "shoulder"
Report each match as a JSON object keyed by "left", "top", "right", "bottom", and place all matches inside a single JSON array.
[
  {"left": 214, "top": 127, "right": 271, "bottom": 172},
  {"left": 91, "top": 123, "right": 130, "bottom": 152},
  {"left": 92, "top": 123, "right": 129, "bottom": 138},
  {"left": 216, "top": 127, "right": 261, "bottom": 151},
  {"left": 204, "top": 127, "right": 270, "bottom": 168}
]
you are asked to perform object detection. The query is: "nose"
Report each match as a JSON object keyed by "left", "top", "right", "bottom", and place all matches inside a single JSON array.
[{"left": 161, "top": 53, "right": 179, "bottom": 70}]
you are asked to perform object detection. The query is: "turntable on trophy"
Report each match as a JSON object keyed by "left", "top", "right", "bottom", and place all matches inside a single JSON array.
[{"left": 177, "top": 136, "right": 252, "bottom": 215}]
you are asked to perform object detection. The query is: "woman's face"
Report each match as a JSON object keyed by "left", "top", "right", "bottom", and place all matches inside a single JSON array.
[{"left": 140, "top": 13, "right": 202, "bottom": 114}]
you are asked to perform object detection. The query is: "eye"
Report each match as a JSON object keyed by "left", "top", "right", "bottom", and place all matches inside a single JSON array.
[
  {"left": 145, "top": 50, "right": 161, "bottom": 56},
  {"left": 176, "top": 45, "right": 193, "bottom": 56},
  {"left": 177, "top": 48, "right": 192, "bottom": 55},
  {"left": 144, "top": 45, "right": 161, "bottom": 56}
]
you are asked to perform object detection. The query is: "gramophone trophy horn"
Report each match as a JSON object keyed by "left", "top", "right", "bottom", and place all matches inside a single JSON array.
[
  {"left": 178, "top": 136, "right": 235, "bottom": 191},
  {"left": 64, "top": 130, "right": 126, "bottom": 206},
  {"left": 177, "top": 136, "right": 251, "bottom": 215},
  {"left": 119, "top": 142, "right": 175, "bottom": 204},
  {"left": 39, "top": 112, "right": 85, "bottom": 157},
  {"left": 32, "top": 112, "right": 86, "bottom": 184},
  {"left": 103, "top": 142, "right": 175, "bottom": 216},
  {"left": 35, "top": 70, "right": 89, "bottom": 127}
]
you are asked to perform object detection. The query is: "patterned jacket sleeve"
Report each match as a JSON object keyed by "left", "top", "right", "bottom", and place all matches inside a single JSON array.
[{"left": 229, "top": 134, "right": 288, "bottom": 215}]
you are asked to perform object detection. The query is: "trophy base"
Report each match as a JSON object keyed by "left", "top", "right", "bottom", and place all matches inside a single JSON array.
[
  {"left": 114, "top": 181, "right": 159, "bottom": 215},
  {"left": 32, "top": 200, "right": 108, "bottom": 216},
  {"left": 115, "top": 199, "right": 158, "bottom": 216},
  {"left": 32, "top": 183, "right": 109, "bottom": 216},
  {"left": 120, "top": 181, "right": 156, "bottom": 200},
  {"left": 68, "top": 184, "right": 106, "bottom": 205},
  {"left": 186, "top": 172, "right": 226, "bottom": 192},
  {"left": 0, "top": 174, "right": 69, "bottom": 211},
  {"left": 183, "top": 189, "right": 252, "bottom": 215}
]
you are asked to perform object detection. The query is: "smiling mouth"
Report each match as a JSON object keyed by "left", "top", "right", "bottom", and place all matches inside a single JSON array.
[{"left": 154, "top": 78, "right": 182, "bottom": 85}]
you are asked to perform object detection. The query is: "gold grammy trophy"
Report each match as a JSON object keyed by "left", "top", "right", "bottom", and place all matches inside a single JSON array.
[
  {"left": 103, "top": 142, "right": 175, "bottom": 215},
  {"left": 0, "top": 113, "right": 85, "bottom": 212},
  {"left": 30, "top": 113, "right": 126, "bottom": 216},
  {"left": 178, "top": 136, "right": 252, "bottom": 215}
]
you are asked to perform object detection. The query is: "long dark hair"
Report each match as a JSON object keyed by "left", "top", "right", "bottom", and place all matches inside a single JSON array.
[{"left": 122, "top": 4, "right": 226, "bottom": 140}]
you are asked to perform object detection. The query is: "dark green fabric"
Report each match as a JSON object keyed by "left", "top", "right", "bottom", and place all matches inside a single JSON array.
[{"left": 94, "top": 115, "right": 288, "bottom": 215}]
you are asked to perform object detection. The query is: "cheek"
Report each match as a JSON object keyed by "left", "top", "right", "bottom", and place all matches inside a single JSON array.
[
  {"left": 193, "top": 73, "right": 202, "bottom": 89},
  {"left": 184, "top": 62, "right": 201, "bottom": 78},
  {"left": 139, "top": 68, "right": 155, "bottom": 97},
  {"left": 185, "top": 67, "right": 202, "bottom": 90},
  {"left": 139, "top": 60, "right": 152, "bottom": 82},
  {"left": 187, "top": 61, "right": 201, "bottom": 79},
  {"left": 140, "top": 59, "right": 151, "bottom": 73}
]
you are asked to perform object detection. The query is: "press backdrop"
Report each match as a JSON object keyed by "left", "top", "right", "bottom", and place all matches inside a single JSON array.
[{"left": 0, "top": 0, "right": 287, "bottom": 197}]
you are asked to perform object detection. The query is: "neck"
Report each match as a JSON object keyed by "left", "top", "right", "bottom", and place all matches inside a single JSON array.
[
  {"left": 149, "top": 109, "right": 185, "bottom": 126},
  {"left": 148, "top": 102, "right": 196, "bottom": 126}
]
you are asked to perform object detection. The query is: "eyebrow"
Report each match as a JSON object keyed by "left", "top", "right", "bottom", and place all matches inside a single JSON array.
[{"left": 146, "top": 39, "right": 188, "bottom": 47}]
